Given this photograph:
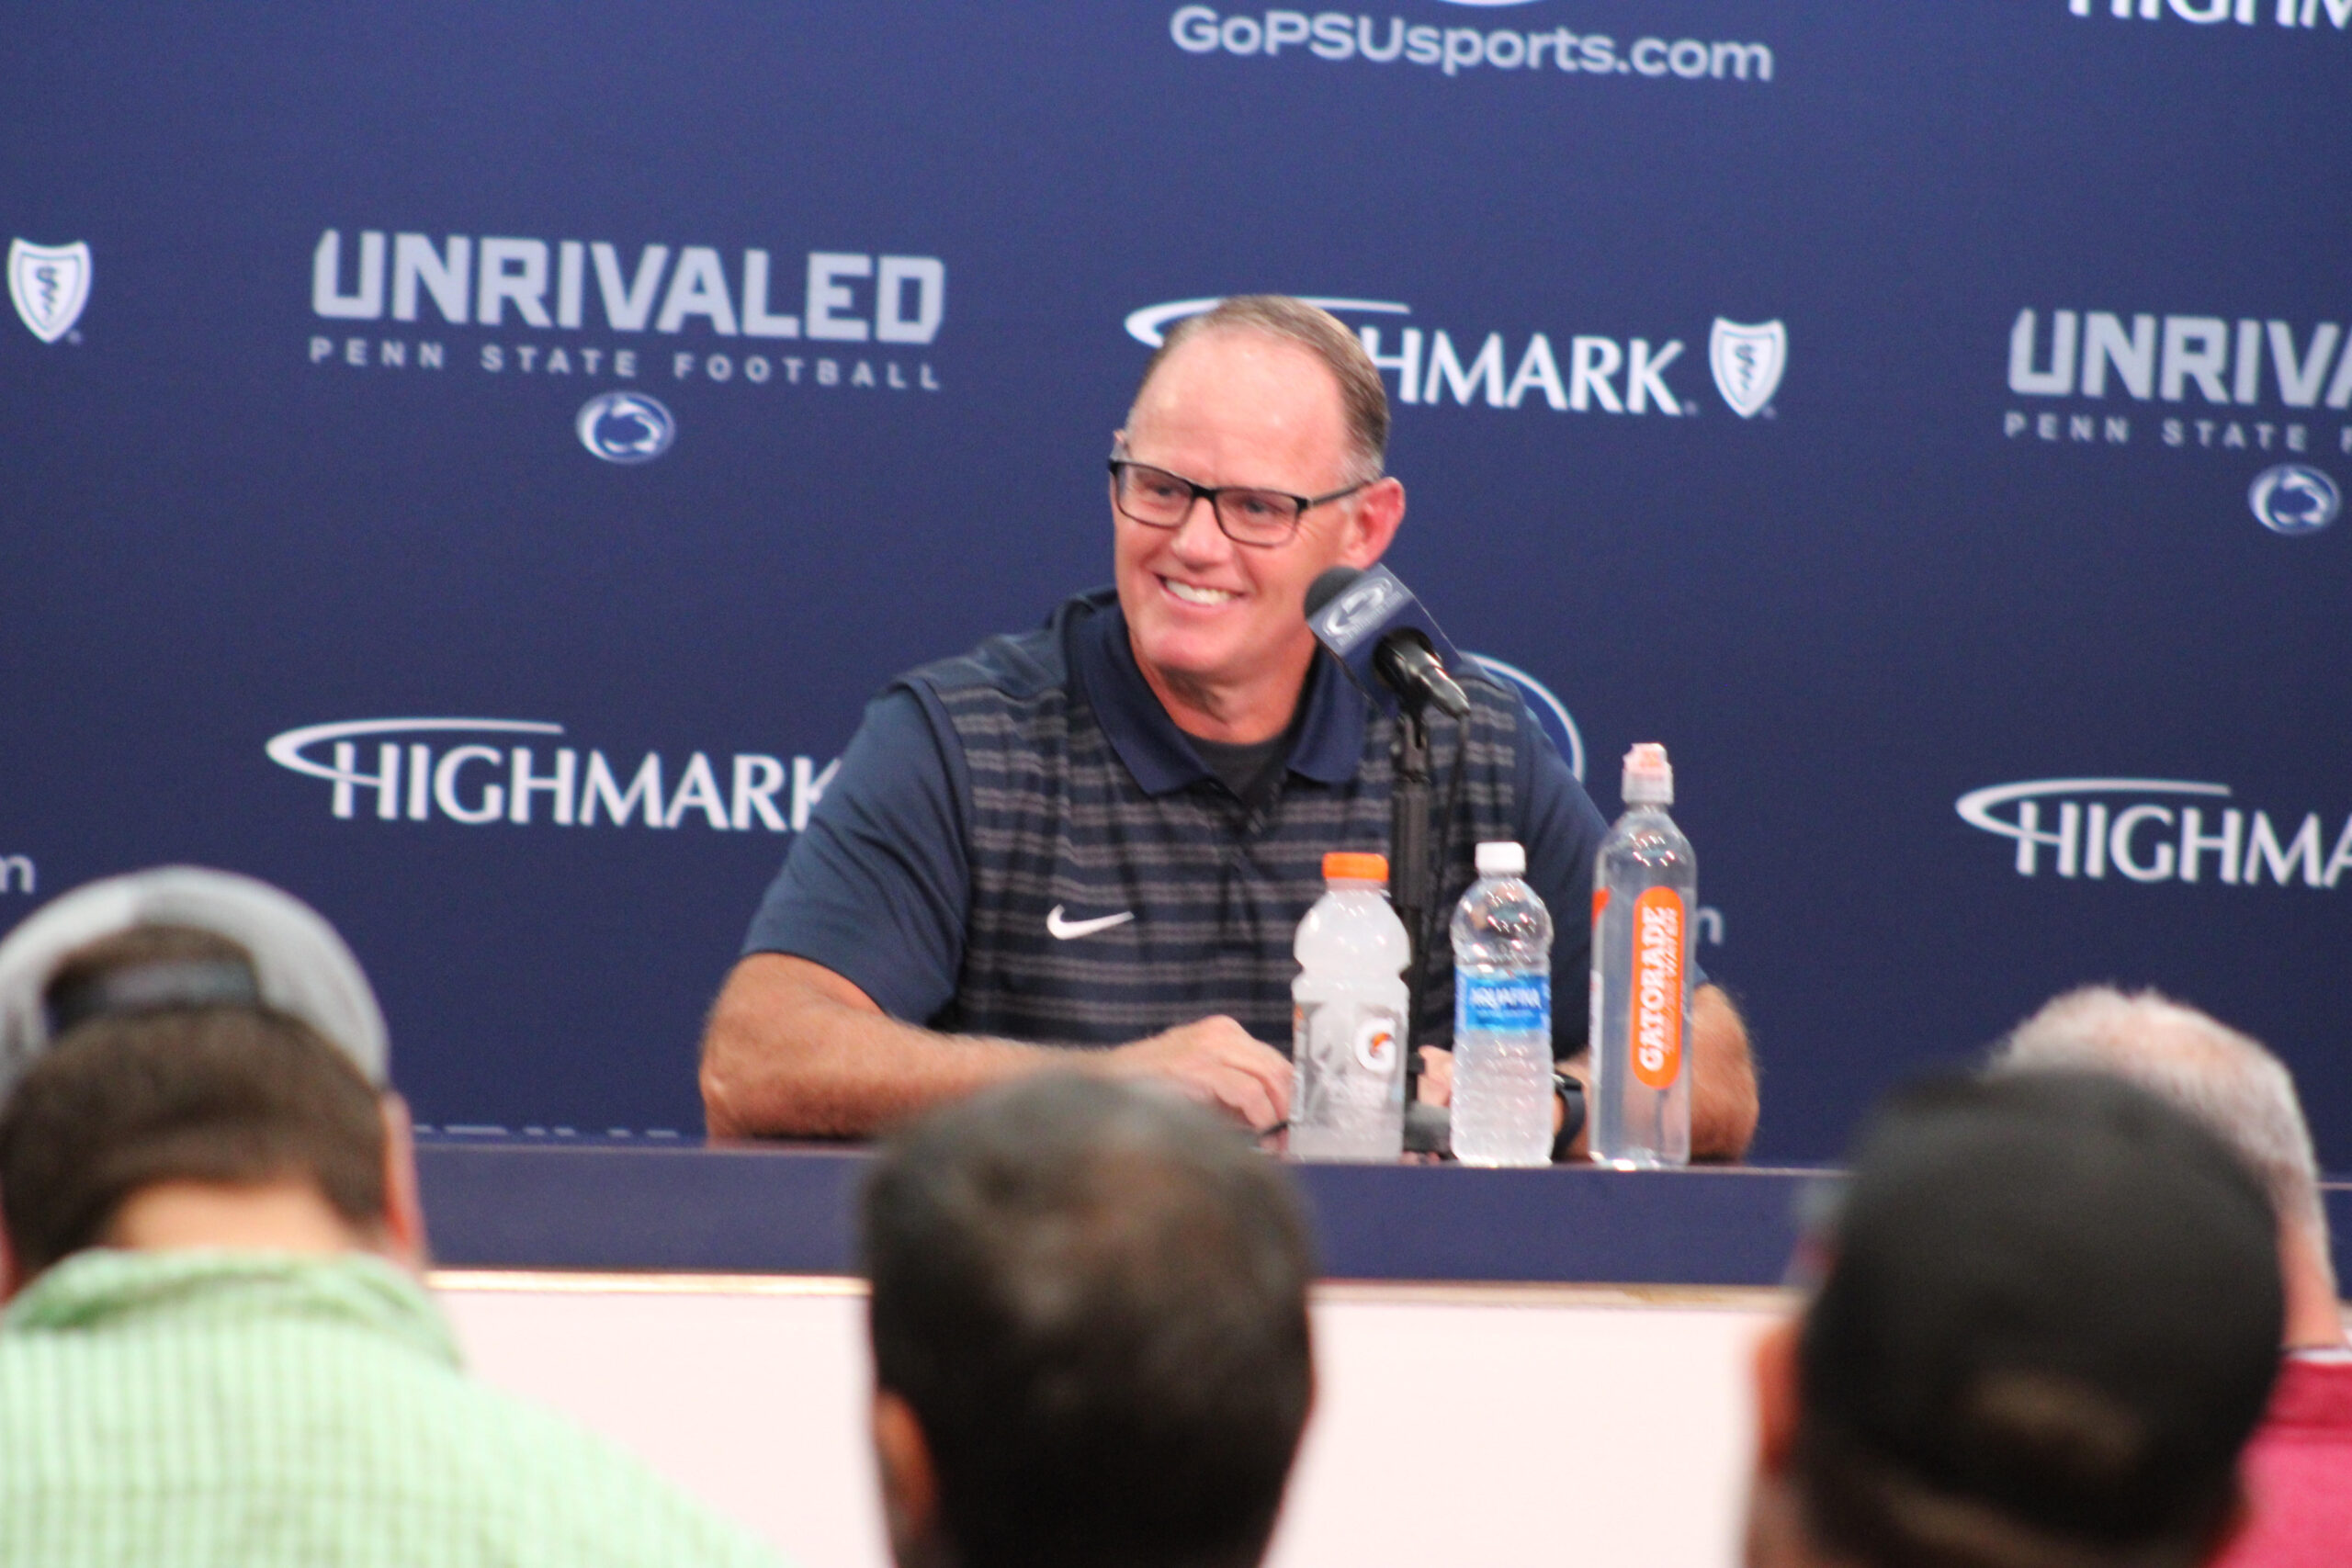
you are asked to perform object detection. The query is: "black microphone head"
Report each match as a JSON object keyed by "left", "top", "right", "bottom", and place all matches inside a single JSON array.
[
  {"left": 1305, "top": 566, "right": 1364, "bottom": 620},
  {"left": 1302, "top": 564, "right": 1471, "bottom": 715}
]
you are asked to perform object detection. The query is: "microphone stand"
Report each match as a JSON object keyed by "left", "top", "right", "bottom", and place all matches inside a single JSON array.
[{"left": 1389, "top": 694, "right": 1437, "bottom": 1111}]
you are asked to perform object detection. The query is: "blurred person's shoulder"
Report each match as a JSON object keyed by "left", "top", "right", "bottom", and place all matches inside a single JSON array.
[{"left": 0, "top": 1248, "right": 785, "bottom": 1568}]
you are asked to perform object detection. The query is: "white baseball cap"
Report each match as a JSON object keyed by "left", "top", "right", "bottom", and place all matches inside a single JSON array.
[{"left": 0, "top": 866, "right": 389, "bottom": 1101}]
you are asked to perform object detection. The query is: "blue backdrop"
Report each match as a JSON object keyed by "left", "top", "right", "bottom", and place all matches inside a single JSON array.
[{"left": 4, "top": 1, "right": 2346, "bottom": 1162}]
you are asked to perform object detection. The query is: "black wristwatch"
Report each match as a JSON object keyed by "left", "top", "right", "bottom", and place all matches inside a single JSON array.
[{"left": 1551, "top": 1071, "right": 1587, "bottom": 1163}]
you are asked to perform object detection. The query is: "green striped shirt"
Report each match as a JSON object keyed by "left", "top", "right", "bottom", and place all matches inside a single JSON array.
[{"left": 0, "top": 1249, "right": 786, "bottom": 1568}]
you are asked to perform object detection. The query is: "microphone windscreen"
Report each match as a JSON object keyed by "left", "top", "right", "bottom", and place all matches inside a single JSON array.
[{"left": 1306, "top": 565, "right": 1364, "bottom": 620}]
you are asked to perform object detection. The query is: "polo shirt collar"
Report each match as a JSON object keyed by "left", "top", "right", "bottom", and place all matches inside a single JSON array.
[
  {"left": 1068, "top": 591, "right": 1369, "bottom": 797},
  {"left": 4, "top": 1248, "right": 460, "bottom": 1367}
]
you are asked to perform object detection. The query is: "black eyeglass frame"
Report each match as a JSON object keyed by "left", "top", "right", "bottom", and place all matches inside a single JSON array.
[{"left": 1106, "top": 457, "right": 1377, "bottom": 548}]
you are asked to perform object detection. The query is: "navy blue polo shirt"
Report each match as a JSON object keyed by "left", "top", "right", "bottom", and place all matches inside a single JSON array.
[{"left": 742, "top": 589, "right": 1620, "bottom": 1054}]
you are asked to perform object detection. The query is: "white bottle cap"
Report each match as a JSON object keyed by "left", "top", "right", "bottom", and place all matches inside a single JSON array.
[
  {"left": 1474, "top": 840, "right": 1525, "bottom": 876},
  {"left": 1622, "top": 743, "right": 1674, "bottom": 807}
]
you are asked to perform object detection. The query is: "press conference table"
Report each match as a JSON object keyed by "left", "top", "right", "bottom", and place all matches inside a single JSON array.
[
  {"left": 417, "top": 1134, "right": 1815, "bottom": 1281},
  {"left": 413, "top": 1135, "right": 2352, "bottom": 1283}
]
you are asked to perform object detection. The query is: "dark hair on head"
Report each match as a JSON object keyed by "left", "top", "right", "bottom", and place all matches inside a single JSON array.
[
  {"left": 1136, "top": 295, "right": 1389, "bottom": 483},
  {"left": 862, "top": 1075, "right": 1316, "bottom": 1568},
  {"left": 1795, "top": 1071, "right": 2281, "bottom": 1568},
  {"left": 0, "top": 927, "right": 387, "bottom": 1277}
]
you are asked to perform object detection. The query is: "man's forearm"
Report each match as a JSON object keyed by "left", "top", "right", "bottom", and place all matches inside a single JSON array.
[
  {"left": 1557, "top": 983, "right": 1758, "bottom": 1162},
  {"left": 700, "top": 953, "right": 1048, "bottom": 1139},
  {"left": 1688, "top": 983, "right": 1758, "bottom": 1161},
  {"left": 700, "top": 954, "right": 1296, "bottom": 1138}
]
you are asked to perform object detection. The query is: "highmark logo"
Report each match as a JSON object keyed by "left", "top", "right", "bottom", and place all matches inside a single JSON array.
[
  {"left": 265, "top": 718, "right": 840, "bottom": 832},
  {"left": 1166, "top": 6, "right": 1774, "bottom": 80},
  {"left": 2065, "top": 0, "right": 2351, "bottom": 30},
  {"left": 2002, "top": 309, "right": 2352, "bottom": 458},
  {"left": 305, "top": 229, "right": 946, "bottom": 408},
  {"left": 1125, "top": 297, "right": 1785, "bottom": 419},
  {"left": 1955, "top": 778, "right": 2352, "bottom": 888}
]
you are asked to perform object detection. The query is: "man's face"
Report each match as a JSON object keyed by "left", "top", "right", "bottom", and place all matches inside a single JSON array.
[{"left": 1114, "top": 331, "right": 1399, "bottom": 712}]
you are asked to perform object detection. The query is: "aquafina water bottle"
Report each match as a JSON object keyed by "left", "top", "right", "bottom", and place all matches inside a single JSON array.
[{"left": 1449, "top": 840, "right": 1555, "bottom": 1167}]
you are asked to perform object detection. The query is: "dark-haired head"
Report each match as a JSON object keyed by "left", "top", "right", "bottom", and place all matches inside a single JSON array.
[
  {"left": 862, "top": 1075, "right": 1316, "bottom": 1568},
  {"left": 1750, "top": 1070, "right": 2282, "bottom": 1568}
]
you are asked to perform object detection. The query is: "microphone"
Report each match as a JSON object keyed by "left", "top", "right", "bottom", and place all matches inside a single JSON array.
[{"left": 1305, "top": 566, "right": 1472, "bottom": 719}]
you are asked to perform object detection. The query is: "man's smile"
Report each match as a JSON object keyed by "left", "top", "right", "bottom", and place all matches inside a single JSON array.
[{"left": 1159, "top": 576, "right": 1241, "bottom": 606}]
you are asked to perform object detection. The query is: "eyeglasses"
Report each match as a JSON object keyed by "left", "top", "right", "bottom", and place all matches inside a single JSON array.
[{"left": 1107, "top": 458, "right": 1374, "bottom": 548}]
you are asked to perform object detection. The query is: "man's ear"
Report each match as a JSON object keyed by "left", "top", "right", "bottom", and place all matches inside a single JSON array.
[
  {"left": 872, "top": 1389, "right": 941, "bottom": 1568},
  {"left": 1339, "top": 476, "right": 1406, "bottom": 569},
  {"left": 376, "top": 1093, "right": 429, "bottom": 1273},
  {"left": 1754, "top": 1315, "right": 1804, "bottom": 1475}
]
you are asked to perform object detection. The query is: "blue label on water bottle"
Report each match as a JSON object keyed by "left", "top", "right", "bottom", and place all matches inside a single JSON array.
[{"left": 1459, "top": 975, "right": 1551, "bottom": 1033}]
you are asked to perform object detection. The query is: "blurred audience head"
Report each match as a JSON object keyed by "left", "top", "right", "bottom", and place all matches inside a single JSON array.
[
  {"left": 1747, "top": 1071, "right": 2283, "bottom": 1568},
  {"left": 0, "top": 866, "right": 413, "bottom": 1290},
  {"left": 861, "top": 1074, "right": 1316, "bottom": 1568},
  {"left": 1993, "top": 985, "right": 2337, "bottom": 1342}
]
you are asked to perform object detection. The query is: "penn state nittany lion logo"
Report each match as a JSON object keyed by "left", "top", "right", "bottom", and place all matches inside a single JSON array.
[
  {"left": 576, "top": 391, "right": 676, "bottom": 464},
  {"left": 9, "top": 240, "right": 92, "bottom": 344},
  {"left": 1709, "top": 318, "right": 1785, "bottom": 419},
  {"left": 2248, "top": 464, "right": 2339, "bottom": 536}
]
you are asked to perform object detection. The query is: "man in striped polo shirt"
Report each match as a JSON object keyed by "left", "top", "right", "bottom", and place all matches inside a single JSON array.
[{"left": 704, "top": 296, "right": 1757, "bottom": 1156}]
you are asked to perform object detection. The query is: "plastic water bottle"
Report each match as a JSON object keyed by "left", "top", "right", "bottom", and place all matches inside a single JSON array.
[
  {"left": 1589, "top": 743, "right": 1694, "bottom": 1168},
  {"left": 1449, "top": 841, "right": 1555, "bottom": 1168},
  {"left": 1290, "top": 852, "right": 1411, "bottom": 1163}
]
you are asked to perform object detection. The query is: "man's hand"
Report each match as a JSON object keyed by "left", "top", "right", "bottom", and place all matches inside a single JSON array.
[
  {"left": 1415, "top": 1043, "right": 1454, "bottom": 1107},
  {"left": 1099, "top": 1016, "right": 1292, "bottom": 1134}
]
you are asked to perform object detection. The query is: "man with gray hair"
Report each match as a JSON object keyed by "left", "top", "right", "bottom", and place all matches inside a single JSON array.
[
  {"left": 704, "top": 293, "right": 1758, "bottom": 1156},
  {"left": 1993, "top": 987, "right": 2350, "bottom": 1566}
]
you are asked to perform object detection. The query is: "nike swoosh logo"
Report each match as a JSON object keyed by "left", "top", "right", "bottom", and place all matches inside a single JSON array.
[{"left": 1046, "top": 905, "right": 1136, "bottom": 941}]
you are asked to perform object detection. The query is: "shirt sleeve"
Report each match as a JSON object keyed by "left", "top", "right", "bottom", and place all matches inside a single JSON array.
[
  {"left": 740, "top": 686, "right": 970, "bottom": 1024},
  {"left": 1515, "top": 716, "right": 1710, "bottom": 1061}
]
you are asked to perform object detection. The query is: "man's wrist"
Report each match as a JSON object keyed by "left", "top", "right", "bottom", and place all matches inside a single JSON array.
[{"left": 1551, "top": 1071, "right": 1586, "bottom": 1163}]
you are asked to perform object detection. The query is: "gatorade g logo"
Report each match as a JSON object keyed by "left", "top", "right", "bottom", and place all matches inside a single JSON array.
[
  {"left": 1630, "top": 887, "right": 1685, "bottom": 1089},
  {"left": 1354, "top": 1013, "right": 1399, "bottom": 1074}
]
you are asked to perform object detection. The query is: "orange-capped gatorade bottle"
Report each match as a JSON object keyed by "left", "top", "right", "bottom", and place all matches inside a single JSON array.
[{"left": 1290, "top": 852, "right": 1411, "bottom": 1163}]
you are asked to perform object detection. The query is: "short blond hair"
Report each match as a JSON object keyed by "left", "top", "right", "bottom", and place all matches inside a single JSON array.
[{"left": 1133, "top": 296, "right": 1389, "bottom": 484}]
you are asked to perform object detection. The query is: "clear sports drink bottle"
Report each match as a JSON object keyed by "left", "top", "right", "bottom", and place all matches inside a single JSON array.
[
  {"left": 1449, "top": 840, "right": 1555, "bottom": 1168},
  {"left": 1290, "top": 852, "right": 1411, "bottom": 1162},
  {"left": 1589, "top": 743, "right": 1694, "bottom": 1168}
]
